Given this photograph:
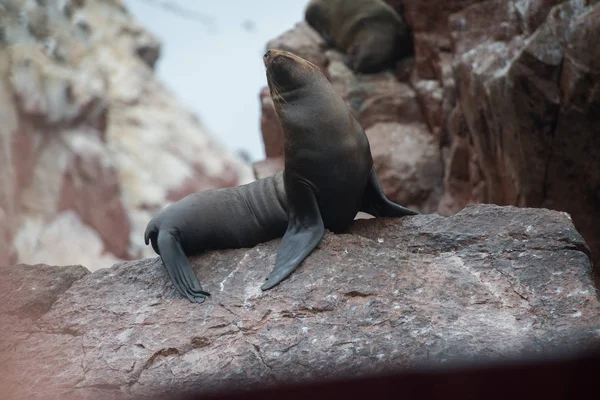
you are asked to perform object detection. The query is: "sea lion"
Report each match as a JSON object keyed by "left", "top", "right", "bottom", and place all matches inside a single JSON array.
[
  {"left": 144, "top": 173, "right": 288, "bottom": 303},
  {"left": 304, "top": 0, "right": 411, "bottom": 73},
  {"left": 260, "top": 49, "right": 417, "bottom": 290},
  {"left": 144, "top": 50, "right": 418, "bottom": 303}
]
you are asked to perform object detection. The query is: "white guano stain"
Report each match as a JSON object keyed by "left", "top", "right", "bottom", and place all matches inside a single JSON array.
[{"left": 219, "top": 253, "right": 248, "bottom": 291}]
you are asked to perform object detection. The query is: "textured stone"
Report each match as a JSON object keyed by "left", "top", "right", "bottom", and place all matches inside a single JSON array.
[
  {"left": 266, "top": 22, "right": 329, "bottom": 73},
  {"left": 15, "top": 211, "right": 123, "bottom": 272},
  {"left": 0, "top": 0, "right": 253, "bottom": 268},
  {"left": 449, "top": 0, "right": 600, "bottom": 276},
  {"left": 1, "top": 205, "right": 598, "bottom": 399},
  {"left": 366, "top": 123, "right": 443, "bottom": 213},
  {"left": 252, "top": 157, "right": 284, "bottom": 181},
  {"left": 259, "top": 87, "right": 284, "bottom": 159},
  {"left": 344, "top": 69, "right": 424, "bottom": 131}
]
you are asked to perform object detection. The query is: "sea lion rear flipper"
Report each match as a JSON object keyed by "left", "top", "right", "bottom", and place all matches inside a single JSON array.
[
  {"left": 157, "top": 230, "right": 211, "bottom": 303},
  {"left": 360, "top": 169, "right": 419, "bottom": 217},
  {"left": 144, "top": 220, "right": 160, "bottom": 255},
  {"left": 261, "top": 178, "right": 324, "bottom": 291}
]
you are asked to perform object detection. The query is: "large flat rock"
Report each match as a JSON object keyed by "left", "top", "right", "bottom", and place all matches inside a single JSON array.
[{"left": 1, "top": 205, "right": 598, "bottom": 399}]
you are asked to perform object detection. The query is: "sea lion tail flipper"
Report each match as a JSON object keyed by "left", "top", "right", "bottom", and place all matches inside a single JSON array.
[
  {"left": 156, "top": 229, "right": 211, "bottom": 303},
  {"left": 144, "top": 221, "right": 155, "bottom": 245},
  {"left": 144, "top": 220, "right": 161, "bottom": 255},
  {"left": 361, "top": 169, "right": 419, "bottom": 217},
  {"left": 261, "top": 180, "right": 324, "bottom": 291}
]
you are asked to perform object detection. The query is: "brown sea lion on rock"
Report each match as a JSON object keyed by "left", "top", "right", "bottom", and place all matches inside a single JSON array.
[
  {"left": 260, "top": 49, "right": 417, "bottom": 290},
  {"left": 144, "top": 173, "right": 288, "bottom": 303},
  {"left": 144, "top": 50, "right": 418, "bottom": 303},
  {"left": 304, "top": 0, "right": 411, "bottom": 73}
]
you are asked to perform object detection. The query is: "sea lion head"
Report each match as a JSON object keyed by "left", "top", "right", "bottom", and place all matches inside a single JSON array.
[{"left": 263, "top": 49, "right": 322, "bottom": 99}]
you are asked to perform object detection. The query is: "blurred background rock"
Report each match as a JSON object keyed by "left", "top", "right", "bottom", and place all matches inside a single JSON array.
[{"left": 0, "top": 0, "right": 288, "bottom": 270}]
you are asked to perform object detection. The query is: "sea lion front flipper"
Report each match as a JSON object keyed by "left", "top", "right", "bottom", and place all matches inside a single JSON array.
[
  {"left": 261, "top": 178, "right": 325, "bottom": 291},
  {"left": 360, "top": 169, "right": 419, "bottom": 217},
  {"left": 157, "top": 230, "right": 211, "bottom": 303}
]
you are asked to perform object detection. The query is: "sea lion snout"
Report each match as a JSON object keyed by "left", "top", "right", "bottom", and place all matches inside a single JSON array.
[
  {"left": 264, "top": 49, "right": 307, "bottom": 73},
  {"left": 263, "top": 49, "right": 285, "bottom": 68},
  {"left": 263, "top": 49, "right": 276, "bottom": 68},
  {"left": 264, "top": 50, "right": 323, "bottom": 96}
]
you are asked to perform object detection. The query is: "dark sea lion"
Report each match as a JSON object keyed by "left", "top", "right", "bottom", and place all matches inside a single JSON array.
[
  {"left": 304, "top": 0, "right": 411, "bottom": 73},
  {"left": 144, "top": 50, "right": 418, "bottom": 303},
  {"left": 144, "top": 173, "right": 288, "bottom": 303},
  {"left": 261, "top": 49, "right": 417, "bottom": 290}
]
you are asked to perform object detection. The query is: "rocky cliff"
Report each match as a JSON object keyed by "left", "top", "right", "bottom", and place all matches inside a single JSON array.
[
  {"left": 1, "top": 205, "right": 599, "bottom": 399},
  {"left": 0, "top": 0, "right": 253, "bottom": 271},
  {"left": 256, "top": 0, "right": 600, "bottom": 280},
  {"left": 2, "top": 1, "right": 600, "bottom": 399}
]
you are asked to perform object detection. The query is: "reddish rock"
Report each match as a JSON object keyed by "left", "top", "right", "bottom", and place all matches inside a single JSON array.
[
  {"left": 252, "top": 157, "right": 284, "bottom": 180},
  {"left": 401, "top": 0, "right": 485, "bottom": 44},
  {"left": 58, "top": 136, "right": 131, "bottom": 260},
  {"left": 1, "top": 205, "right": 598, "bottom": 399},
  {"left": 394, "top": 55, "right": 416, "bottom": 82},
  {"left": 542, "top": 3, "right": 600, "bottom": 277},
  {"left": 384, "top": 0, "right": 404, "bottom": 13},
  {"left": 346, "top": 71, "right": 424, "bottom": 130},
  {"left": 266, "top": 22, "right": 329, "bottom": 74},
  {"left": 0, "top": 0, "right": 253, "bottom": 267},
  {"left": 449, "top": 0, "right": 600, "bottom": 276},
  {"left": 410, "top": 76, "right": 444, "bottom": 138},
  {"left": 165, "top": 175, "right": 201, "bottom": 203},
  {"left": 366, "top": 123, "right": 442, "bottom": 213},
  {"left": 259, "top": 87, "right": 285, "bottom": 159},
  {"left": 413, "top": 33, "right": 442, "bottom": 80},
  {"left": 438, "top": 135, "right": 474, "bottom": 216},
  {"left": 437, "top": 105, "right": 486, "bottom": 216},
  {"left": 0, "top": 76, "right": 20, "bottom": 267}
]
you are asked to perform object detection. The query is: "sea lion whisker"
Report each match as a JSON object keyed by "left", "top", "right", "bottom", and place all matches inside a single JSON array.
[{"left": 269, "top": 78, "right": 289, "bottom": 107}]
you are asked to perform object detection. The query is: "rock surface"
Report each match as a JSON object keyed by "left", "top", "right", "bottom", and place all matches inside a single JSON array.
[
  {"left": 447, "top": 0, "right": 600, "bottom": 278},
  {"left": 1, "top": 205, "right": 598, "bottom": 399},
  {"left": 256, "top": 0, "right": 600, "bottom": 278},
  {"left": 367, "top": 122, "right": 442, "bottom": 213},
  {"left": 0, "top": 0, "right": 253, "bottom": 270}
]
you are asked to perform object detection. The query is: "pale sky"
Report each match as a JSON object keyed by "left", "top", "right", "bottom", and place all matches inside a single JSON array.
[{"left": 123, "top": 0, "right": 310, "bottom": 162}]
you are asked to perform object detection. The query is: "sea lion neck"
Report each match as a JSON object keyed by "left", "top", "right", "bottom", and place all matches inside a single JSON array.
[{"left": 269, "top": 81, "right": 317, "bottom": 106}]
